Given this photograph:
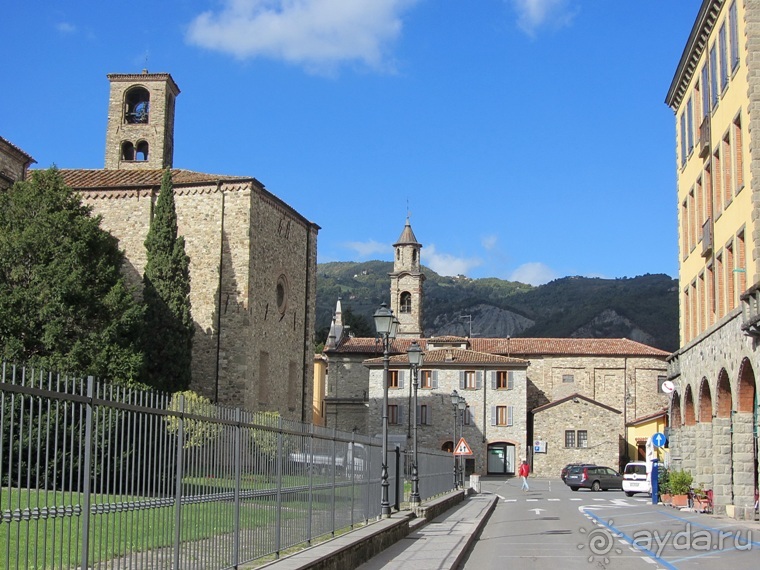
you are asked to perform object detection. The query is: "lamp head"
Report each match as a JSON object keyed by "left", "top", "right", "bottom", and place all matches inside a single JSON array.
[
  {"left": 373, "top": 303, "right": 394, "bottom": 336},
  {"left": 407, "top": 341, "right": 423, "bottom": 367},
  {"left": 450, "top": 389, "right": 459, "bottom": 406}
]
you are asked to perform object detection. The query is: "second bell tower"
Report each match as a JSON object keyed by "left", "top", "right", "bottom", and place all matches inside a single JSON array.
[{"left": 389, "top": 218, "right": 424, "bottom": 338}]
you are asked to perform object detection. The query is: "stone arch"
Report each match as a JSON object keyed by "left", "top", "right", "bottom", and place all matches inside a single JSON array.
[
  {"left": 121, "top": 140, "right": 135, "bottom": 161},
  {"left": 124, "top": 86, "right": 150, "bottom": 124},
  {"left": 135, "top": 140, "right": 149, "bottom": 161},
  {"left": 399, "top": 291, "right": 412, "bottom": 313},
  {"left": 698, "top": 377, "right": 713, "bottom": 423},
  {"left": 670, "top": 391, "right": 682, "bottom": 427},
  {"left": 737, "top": 357, "right": 756, "bottom": 413},
  {"left": 683, "top": 384, "right": 696, "bottom": 426},
  {"left": 716, "top": 368, "right": 732, "bottom": 418}
]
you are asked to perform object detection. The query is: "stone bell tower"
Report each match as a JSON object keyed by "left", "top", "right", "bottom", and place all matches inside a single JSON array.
[
  {"left": 389, "top": 217, "right": 424, "bottom": 338},
  {"left": 105, "top": 71, "right": 180, "bottom": 170}
]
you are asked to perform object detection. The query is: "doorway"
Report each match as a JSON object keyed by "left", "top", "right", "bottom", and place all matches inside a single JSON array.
[{"left": 487, "top": 443, "right": 515, "bottom": 475}]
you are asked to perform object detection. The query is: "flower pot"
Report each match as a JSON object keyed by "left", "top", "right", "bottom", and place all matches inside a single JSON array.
[
  {"left": 671, "top": 494, "right": 689, "bottom": 508},
  {"left": 660, "top": 493, "right": 672, "bottom": 505}
]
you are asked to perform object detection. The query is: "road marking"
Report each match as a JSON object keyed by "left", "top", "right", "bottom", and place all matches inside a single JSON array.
[
  {"left": 548, "top": 498, "right": 560, "bottom": 501},
  {"left": 530, "top": 508, "right": 545, "bottom": 515}
]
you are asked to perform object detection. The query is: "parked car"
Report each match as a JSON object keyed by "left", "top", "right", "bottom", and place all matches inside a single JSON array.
[
  {"left": 560, "top": 463, "right": 594, "bottom": 481},
  {"left": 622, "top": 461, "right": 651, "bottom": 496},
  {"left": 564, "top": 465, "right": 623, "bottom": 491}
]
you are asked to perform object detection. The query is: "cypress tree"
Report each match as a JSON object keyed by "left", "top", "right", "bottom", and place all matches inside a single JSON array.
[{"left": 143, "top": 169, "right": 194, "bottom": 392}]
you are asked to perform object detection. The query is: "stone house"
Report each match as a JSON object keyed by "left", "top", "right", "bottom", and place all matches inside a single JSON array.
[
  {"left": 323, "top": 219, "right": 670, "bottom": 475},
  {"left": 532, "top": 393, "right": 622, "bottom": 479},
  {"left": 364, "top": 341, "right": 529, "bottom": 476},
  {"left": 665, "top": 0, "right": 759, "bottom": 519},
  {"left": 0, "top": 136, "right": 35, "bottom": 190},
  {"left": 23, "top": 70, "right": 319, "bottom": 421}
]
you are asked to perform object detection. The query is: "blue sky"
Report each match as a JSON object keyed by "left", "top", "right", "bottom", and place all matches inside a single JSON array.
[{"left": 4, "top": 1, "right": 702, "bottom": 285}]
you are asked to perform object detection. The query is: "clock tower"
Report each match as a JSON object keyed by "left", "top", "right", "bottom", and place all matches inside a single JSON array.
[
  {"left": 389, "top": 218, "right": 424, "bottom": 338},
  {"left": 105, "top": 71, "right": 180, "bottom": 170}
]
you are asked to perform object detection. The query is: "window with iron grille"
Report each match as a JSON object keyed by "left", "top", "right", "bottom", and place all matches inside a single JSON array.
[{"left": 565, "top": 430, "right": 576, "bottom": 448}]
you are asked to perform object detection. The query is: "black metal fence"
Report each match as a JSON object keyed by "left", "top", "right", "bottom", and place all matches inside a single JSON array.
[{"left": 0, "top": 364, "right": 454, "bottom": 569}]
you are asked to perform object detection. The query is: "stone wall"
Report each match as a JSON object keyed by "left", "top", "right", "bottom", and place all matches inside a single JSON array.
[
  {"left": 526, "top": 355, "right": 669, "bottom": 427},
  {"left": 82, "top": 180, "right": 317, "bottom": 422},
  {"left": 668, "top": 310, "right": 759, "bottom": 519},
  {"left": 532, "top": 398, "right": 623, "bottom": 477}
]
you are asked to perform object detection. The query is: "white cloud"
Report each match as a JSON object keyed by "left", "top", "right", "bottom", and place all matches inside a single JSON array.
[
  {"left": 56, "top": 22, "right": 77, "bottom": 34},
  {"left": 510, "top": 0, "right": 577, "bottom": 36},
  {"left": 186, "top": 0, "right": 419, "bottom": 72},
  {"left": 343, "top": 239, "right": 390, "bottom": 258},
  {"left": 481, "top": 234, "right": 498, "bottom": 251},
  {"left": 509, "top": 262, "right": 557, "bottom": 285},
  {"left": 425, "top": 244, "right": 482, "bottom": 277}
]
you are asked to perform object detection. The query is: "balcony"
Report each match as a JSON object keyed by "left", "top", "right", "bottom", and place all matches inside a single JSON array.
[
  {"left": 740, "top": 282, "right": 760, "bottom": 336},
  {"left": 701, "top": 218, "right": 713, "bottom": 258},
  {"left": 698, "top": 117, "right": 710, "bottom": 159}
]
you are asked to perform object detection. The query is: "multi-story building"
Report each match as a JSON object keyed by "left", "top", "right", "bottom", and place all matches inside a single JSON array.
[
  {"left": 324, "top": 220, "right": 669, "bottom": 477},
  {"left": 665, "top": 0, "right": 759, "bottom": 519},
  {"left": 13, "top": 70, "right": 319, "bottom": 422}
]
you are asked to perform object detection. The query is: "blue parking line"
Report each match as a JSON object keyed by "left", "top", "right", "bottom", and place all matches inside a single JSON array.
[
  {"left": 583, "top": 509, "right": 677, "bottom": 569},
  {"left": 657, "top": 509, "right": 760, "bottom": 548}
]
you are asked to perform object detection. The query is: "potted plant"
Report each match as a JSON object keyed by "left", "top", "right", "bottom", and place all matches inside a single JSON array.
[
  {"left": 668, "top": 469, "right": 693, "bottom": 508},
  {"left": 658, "top": 466, "right": 672, "bottom": 504}
]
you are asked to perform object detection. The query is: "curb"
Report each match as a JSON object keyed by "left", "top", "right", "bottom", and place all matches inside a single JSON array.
[{"left": 451, "top": 494, "right": 498, "bottom": 570}]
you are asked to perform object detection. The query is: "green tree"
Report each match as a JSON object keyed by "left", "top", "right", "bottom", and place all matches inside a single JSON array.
[
  {"left": 0, "top": 168, "right": 145, "bottom": 384},
  {"left": 143, "top": 169, "right": 194, "bottom": 392}
]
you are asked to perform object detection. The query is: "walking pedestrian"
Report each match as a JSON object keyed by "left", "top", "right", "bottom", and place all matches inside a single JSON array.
[{"left": 519, "top": 460, "right": 530, "bottom": 491}]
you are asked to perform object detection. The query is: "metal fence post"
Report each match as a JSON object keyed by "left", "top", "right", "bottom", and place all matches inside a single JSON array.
[
  {"left": 80, "top": 376, "right": 95, "bottom": 570},
  {"left": 275, "top": 416, "right": 284, "bottom": 558},
  {"left": 394, "top": 446, "right": 401, "bottom": 512},
  {"left": 173, "top": 394, "right": 185, "bottom": 570},
  {"left": 233, "top": 408, "right": 242, "bottom": 567}
]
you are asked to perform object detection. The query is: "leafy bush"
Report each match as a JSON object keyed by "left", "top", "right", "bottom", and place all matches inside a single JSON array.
[{"left": 668, "top": 469, "right": 693, "bottom": 495}]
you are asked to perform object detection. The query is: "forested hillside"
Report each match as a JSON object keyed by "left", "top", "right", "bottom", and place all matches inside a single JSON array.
[{"left": 316, "top": 262, "right": 679, "bottom": 352}]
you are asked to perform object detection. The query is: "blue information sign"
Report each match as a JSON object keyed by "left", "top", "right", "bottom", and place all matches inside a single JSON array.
[{"left": 652, "top": 432, "right": 667, "bottom": 448}]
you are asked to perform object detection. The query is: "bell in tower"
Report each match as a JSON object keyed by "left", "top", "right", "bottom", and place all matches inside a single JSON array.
[{"left": 104, "top": 70, "right": 180, "bottom": 170}]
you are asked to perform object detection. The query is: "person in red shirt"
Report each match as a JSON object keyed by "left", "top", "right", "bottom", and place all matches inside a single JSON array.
[{"left": 519, "top": 460, "right": 530, "bottom": 491}]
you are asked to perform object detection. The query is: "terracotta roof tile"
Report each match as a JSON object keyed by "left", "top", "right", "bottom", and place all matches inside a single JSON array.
[
  {"left": 470, "top": 337, "right": 669, "bottom": 357},
  {"left": 364, "top": 348, "right": 528, "bottom": 367},
  {"left": 327, "top": 336, "right": 669, "bottom": 358},
  {"left": 57, "top": 168, "right": 252, "bottom": 189}
]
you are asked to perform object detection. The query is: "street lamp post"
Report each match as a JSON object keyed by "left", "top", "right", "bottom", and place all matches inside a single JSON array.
[
  {"left": 374, "top": 303, "right": 398, "bottom": 518},
  {"left": 450, "top": 390, "right": 460, "bottom": 489},
  {"left": 407, "top": 341, "right": 423, "bottom": 506},
  {"left": 458, "top": 396, "right": 467, "bottom": 488}
]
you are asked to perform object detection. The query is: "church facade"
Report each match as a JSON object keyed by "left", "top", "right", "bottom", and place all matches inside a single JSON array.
[{"left": 50, "top": 71, "right": 319, "bottom": 421}]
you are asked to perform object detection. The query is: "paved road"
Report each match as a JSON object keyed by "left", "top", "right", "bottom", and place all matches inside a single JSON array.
[{"left": 461, "top": 477, "right": 760, "bottom": 569}]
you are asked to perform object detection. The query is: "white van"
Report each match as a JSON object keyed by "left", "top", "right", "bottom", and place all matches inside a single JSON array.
[{"left": 622, "top": 461, "right": 650, "bottom": 496}]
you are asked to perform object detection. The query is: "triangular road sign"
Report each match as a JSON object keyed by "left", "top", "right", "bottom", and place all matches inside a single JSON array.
[{"left": 453, "top": 437, "right": 473, "bottom": 456}]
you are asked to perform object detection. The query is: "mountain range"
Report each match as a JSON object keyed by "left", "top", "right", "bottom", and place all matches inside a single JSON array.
[{"left": 315, "top": 261, "right": 679, "bottom": 352}]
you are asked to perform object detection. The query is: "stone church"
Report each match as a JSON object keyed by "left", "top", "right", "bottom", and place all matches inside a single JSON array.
[
  {"left": 323, "top": 220, "right": 670, "bottom": 476},
  {"left": 15, "top": 71, "right": 319, "bottom": 421}
]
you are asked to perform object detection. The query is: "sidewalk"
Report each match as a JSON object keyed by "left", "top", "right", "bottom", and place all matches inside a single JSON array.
[{"left": 355, "top": 493, "right": 497, "bottom": 570}]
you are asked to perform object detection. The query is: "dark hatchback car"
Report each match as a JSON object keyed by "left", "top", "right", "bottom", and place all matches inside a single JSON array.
[
  {"left": 564, "top": 465, "right": 623, "bottom": 491},
  {"left": 560, "top": 463, "right": 594, "bottom": 482}
]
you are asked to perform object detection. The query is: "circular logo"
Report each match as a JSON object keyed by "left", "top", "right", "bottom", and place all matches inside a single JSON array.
[{"left": 661, "top": 380, "right": 675, "bottom": 393}]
